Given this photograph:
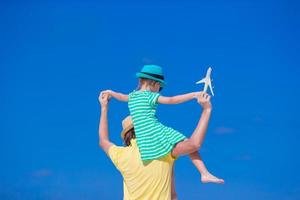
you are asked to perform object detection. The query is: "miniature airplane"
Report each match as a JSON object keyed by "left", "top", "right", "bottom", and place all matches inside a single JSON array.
[{"left": 196, "top": 67, "right": 214, "bottom": 96}]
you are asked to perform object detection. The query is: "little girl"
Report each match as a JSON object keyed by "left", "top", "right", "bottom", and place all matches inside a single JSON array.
[{"left": 104, "top": 65, "right": 224, "bottom": 184}]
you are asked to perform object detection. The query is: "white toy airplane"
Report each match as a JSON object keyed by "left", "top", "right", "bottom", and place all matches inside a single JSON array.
[{"left": 196, "top": 67, "right": 214, "bottom": 96}]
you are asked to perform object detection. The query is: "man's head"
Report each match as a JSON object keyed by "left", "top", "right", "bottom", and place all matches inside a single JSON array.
[{"left": 121, "top": 116, "right": 136, "bottom": 146}]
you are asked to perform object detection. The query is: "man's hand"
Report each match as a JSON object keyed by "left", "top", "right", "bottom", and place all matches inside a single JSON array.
[
  {"left": 101, "top": 90, "right": 113, "bottom": 100},
  {"left": 98, "top": 91, "right": 113, "bottom": 154},
  {"left": 99, "top": 91, "right": 109, "bottom": 109},
  {"left": 102, "top": 89, "right": 129, "bottom": 102},
  {"left": 197, "top": 92, "right": 212, "bottom": 110},
  {"left": 171, "top": 195, "right": 178, "bottom": 200}
]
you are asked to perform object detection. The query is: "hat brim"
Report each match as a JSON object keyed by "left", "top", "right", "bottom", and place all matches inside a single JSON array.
[
  {"left": 121, "top": 124, "right": 134, "bottom": 139},
  {"left": 136, "top": 72, "right": 166, "bottom": 87}
]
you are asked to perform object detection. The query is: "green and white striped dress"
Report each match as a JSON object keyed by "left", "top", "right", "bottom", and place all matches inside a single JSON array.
[{"left": 128, "top": 90, "right": 186, "bottom": 161}]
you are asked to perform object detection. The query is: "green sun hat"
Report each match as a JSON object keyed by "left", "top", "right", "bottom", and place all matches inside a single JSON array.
[{"left": 136, "top": 65, "right": 166, "bottom": 87}]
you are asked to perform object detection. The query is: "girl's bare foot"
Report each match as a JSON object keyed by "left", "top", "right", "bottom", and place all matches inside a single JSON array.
[{"left": 201, "top": 172, "right": 224, "bottom": 184}]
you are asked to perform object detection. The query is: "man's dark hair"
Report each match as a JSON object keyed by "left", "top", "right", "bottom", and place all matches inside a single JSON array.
[{"left": 123, "top": 128, "right": 136, "bottom": 146}]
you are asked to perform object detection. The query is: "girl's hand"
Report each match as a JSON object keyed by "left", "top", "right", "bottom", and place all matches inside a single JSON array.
[
  {"left": 197, "top": 92, "right": 212, "bottom": 110},
  {"left": 193, "top": 91, "right": 203, "bottom": 98},
  {"left": 102, "top": 90, "right": 113, "bottom": 99}
]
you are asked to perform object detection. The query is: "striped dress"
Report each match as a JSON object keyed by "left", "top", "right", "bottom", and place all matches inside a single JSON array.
[{"left": 128, "top": 90, "right": 186, "bottom": 161}]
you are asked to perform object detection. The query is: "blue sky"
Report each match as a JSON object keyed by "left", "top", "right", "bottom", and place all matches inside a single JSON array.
[{"left": 1, "top": 0, "right": 299, "bottom": 199}]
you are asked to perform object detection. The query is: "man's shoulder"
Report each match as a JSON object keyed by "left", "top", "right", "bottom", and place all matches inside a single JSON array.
[
  {"left": 108, "top": 144, "right": 125, "bottom": 154},
  {"left": 108, "top": 143, "right": 134, "bottom": 157},
  {"left": 107, "top": 144, "right": 126, "bottom": 167}
]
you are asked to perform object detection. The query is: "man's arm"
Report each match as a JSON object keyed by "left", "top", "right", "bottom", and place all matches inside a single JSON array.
[
  {"left": 171, "top": 164, "right": 178, "bottom": 200},
  {"left": 98, "top": 93, "right": 114, "bottom": 154},
  {"left": 158, "top": 92, "right": 199, "bottom": 104},
  {"left": 172, "top": 92, "right": 212, "bottom": 157}
]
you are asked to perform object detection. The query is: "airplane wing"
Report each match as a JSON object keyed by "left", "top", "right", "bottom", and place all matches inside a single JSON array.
[{"left": 196, "top": 78, "right": 206, "bottom": 84}]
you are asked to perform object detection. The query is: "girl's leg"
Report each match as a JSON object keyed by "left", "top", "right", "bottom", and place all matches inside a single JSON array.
[{"left": 189, "top": 151, "right": 224, "bottom": 184}]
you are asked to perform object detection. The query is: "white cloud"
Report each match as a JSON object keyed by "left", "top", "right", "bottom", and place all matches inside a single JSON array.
[
  {"left": 214, "top": 126, "right": 235, "bottom": 135},
  {"left": 234, "top": 155, "right": 252, "bottom": 161},
  {"left": 142, "top": 57, "right": 154, "bottom": 64},
  {"left": 31, "top": 169, "right": 52, "bottom": 178},
  {"left": 253, "top": 116, "right": 264, "bottom": 123}
]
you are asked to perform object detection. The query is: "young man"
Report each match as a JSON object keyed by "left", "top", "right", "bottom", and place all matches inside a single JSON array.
[{"left": 98, "top": 92, "right": 214, "bottom": 200}]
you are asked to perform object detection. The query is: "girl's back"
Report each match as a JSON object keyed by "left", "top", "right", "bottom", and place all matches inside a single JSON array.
[{"left": 128, "top": 90, "right": 186, "bottom": 161}]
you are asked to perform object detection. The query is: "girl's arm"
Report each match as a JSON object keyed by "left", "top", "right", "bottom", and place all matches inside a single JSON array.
[
  {"left": 104, "top": 90, "right": 129, "bottom": 102},
  {"left": 158, "top": 92, "right": 200, "bottom": 104}
]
